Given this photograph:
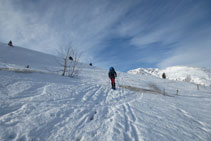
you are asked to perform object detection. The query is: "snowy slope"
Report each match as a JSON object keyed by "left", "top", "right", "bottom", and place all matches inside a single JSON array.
[
  {"left": 128, "top": 66, "right": 211, "bottom": 86},
  {"left": 1, "top": 43, "right": 211, "bottom": 141},
  {"left": 0, "top": 42, "right": 59, "bottom": 69}
]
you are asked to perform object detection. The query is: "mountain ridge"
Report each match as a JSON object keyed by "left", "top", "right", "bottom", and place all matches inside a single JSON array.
[{"left": 128, "top": 66, "right": 211, "bottom": 86}]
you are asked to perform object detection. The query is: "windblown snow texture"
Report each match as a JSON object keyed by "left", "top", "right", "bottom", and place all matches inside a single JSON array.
[{"left": 0, "top": 42, "right": 211, "bottom": 141}]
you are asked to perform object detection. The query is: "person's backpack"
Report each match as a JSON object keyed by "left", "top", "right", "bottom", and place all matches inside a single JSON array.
[{"left": 109, "top": 67, "right": 117, "bottom": 78}]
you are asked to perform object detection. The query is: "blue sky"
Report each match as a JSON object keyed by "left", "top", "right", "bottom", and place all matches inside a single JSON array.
[{"left": 0, "top": 0, "right": 211, "bottom": 72}]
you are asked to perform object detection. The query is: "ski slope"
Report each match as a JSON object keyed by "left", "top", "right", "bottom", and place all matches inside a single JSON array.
[{"left": 0, "top": 43, "right": 211, "bottom": 140}]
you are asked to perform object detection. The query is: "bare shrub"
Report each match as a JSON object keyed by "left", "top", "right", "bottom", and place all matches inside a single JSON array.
[
  {"left": 184, "top": 75, "right": 191, "bottom": 82},
  {"left": 57, "top": 44, "right": 81, "bottom": 77},
  {"left": 162, "top": 73, "right": 166, "bottom": 79},
  {"left": 148, "top": 83, "right": 162, "bottom": 94},
  {"left": 8, "top": 40, "right": 13, "bottom": 47}
]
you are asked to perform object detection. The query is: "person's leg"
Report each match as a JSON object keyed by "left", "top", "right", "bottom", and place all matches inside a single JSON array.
[
  {"left": 111, "top": 78, "right": 115, "bottom": 89},
  {"left": 113, "top": 82, "right": 116, "bottom": 90},
  {"left": 110, "top": 78, "right": 113, "bottom": 88}
]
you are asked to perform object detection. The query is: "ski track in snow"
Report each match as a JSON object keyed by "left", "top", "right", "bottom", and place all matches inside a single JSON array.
[
  {"left": 1, "top": 42, "right": 211, "bottom": 141},
  {"left": 0, "top": 68, "right": 211, "bottom": 140},
  {"left": 0, "top": 71, "right": 145, "bottom": 141}
]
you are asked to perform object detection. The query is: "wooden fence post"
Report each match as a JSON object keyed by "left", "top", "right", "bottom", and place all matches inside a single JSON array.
[
  {"left": 197, "top": 84, "right": 199, "bottom": 90},
  {"left": 163, "top": 88, "right": 166, "bottom": 96}
]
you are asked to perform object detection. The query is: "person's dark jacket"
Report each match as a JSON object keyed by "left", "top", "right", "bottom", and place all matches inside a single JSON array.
[{"left": 108, "top": 68, "right": 117, "bottom": 79}]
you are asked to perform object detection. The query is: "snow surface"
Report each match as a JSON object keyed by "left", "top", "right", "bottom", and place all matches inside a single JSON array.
[
  {"left": 0, "top": 43, "right": 211, "bottom": 141},
  {"left": 128, "top": 66, "right": 211, "bottom": 87}
]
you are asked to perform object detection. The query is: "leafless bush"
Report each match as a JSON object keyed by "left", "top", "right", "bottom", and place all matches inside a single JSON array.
[
  {"left": 57, "top": 44, "right": 81, "bottom": 77},
  {"left": 148, "top": 83, "right": 162, "bottom": 94},
  {"left": 184, "top": 75, "right": 191, "bottom": 82}
]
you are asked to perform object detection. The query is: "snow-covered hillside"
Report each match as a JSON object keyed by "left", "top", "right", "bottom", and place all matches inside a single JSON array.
[
  {"left": 1, "top": 43, "right": 211, "bottom": 141},
  {"left": 0, "top": 42, "right": 59, "bottom": 70},
  {"left": 128, "top": 66, "right": 211, "bottom": 86}
]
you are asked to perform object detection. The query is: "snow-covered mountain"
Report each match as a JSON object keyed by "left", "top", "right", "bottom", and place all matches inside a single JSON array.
[
  {"left": 128, "top": 66, "right": 211, "bottom": 86},
  {"left": 1, "top": 42, "right": 211, "bottom": 141}
]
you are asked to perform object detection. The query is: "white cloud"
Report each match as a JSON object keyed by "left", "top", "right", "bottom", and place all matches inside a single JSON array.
[
  {"left": 0, "top": 0, "right": 60, "bottom": 53},
  {"left": 0, "top": 0, "right": 139, "bottom": 63},
  {"left": 0, "top": 0, "right": 210, "bottom": 70},
  {"left": 128, "top": 2, "right": 207, "bottom": 48},
  {"left": 158, "top": 28, "right": 211, "bottom": 68}
]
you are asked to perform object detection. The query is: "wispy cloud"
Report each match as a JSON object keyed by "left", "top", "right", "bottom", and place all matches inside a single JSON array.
[
  {"left": 158, "top": 27, "right": 211, "bottom": 68},
  {"left": 0, "top": 0, "right": 60, "bottom": 53},
  {"left": 128, "top": 1, "right": 207, "bottom": 47},
  {"left": 0, "top": 0, "right": 210, "bottom": 71},
  {"left": 113, "top": 0, "right": 211, "bottom": 69},
  {"left": 0, "top": 0, "right": 139, "bottom": 62}
]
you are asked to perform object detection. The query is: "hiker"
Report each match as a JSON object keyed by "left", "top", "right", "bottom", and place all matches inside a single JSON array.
[{"left": 108, "top": 67, "right": 117, "bottom": 90}]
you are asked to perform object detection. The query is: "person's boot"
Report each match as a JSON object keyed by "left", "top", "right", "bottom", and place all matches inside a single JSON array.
[{"left": 112, "top": 83, "right": 116, "bottom": 90}]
